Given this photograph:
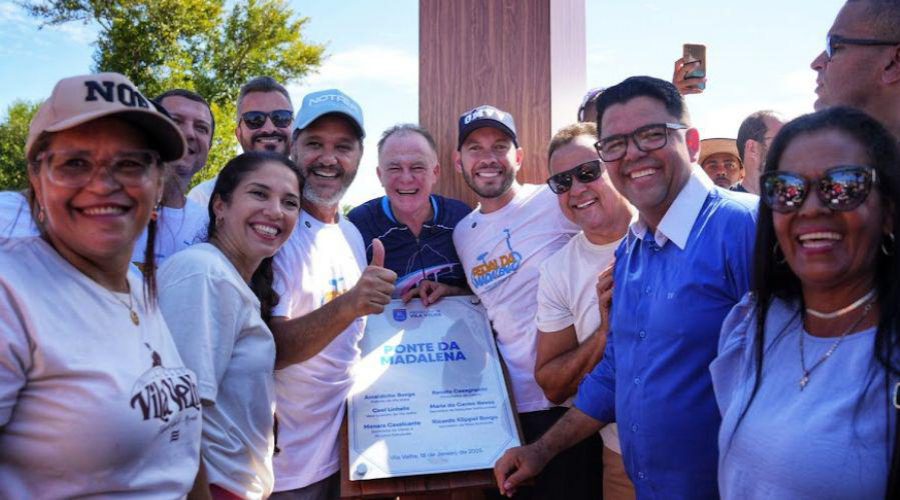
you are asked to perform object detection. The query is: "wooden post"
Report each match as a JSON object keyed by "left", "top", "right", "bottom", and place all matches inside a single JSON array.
[{"left": 419, "top": 0, "right": 586, "bottom": 207}]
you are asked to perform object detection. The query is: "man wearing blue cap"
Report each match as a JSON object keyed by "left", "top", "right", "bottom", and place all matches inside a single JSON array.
[
  {"left": 451, "top": 105, "right": 589, "bottom": 498},
  {"left": 268, "top": 89, "right": 397, "bottom": 499}
]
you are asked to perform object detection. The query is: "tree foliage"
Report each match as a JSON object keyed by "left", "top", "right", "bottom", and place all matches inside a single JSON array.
[
  {"left": 21, "top": 0, "right": 325, "bottom": 182},
  {"left": 0, "top": 101, "right": 41, "bottom": 191}
]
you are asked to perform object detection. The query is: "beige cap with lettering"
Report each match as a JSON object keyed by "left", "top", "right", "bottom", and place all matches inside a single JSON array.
[{"left": 26, "top": 72, "right": 185, "bottom": 161}]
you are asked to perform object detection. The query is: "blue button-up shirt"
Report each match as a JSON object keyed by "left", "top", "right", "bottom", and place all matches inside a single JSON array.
[{"left": 574, "top": 168, "right": 758, "bottom": 499}]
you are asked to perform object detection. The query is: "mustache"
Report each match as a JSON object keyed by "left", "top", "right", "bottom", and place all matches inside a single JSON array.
[
  {"left": 305, "top": 162, "right": 346, "bottom": 177},
  {"left": 251, "top": 131, "right": 288, "bottom": 142}
]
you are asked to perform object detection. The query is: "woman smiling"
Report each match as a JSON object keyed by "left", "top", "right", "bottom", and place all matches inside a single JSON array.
[
  {"left": 0, "top": 73, "right": 202, "bottom": 497},
  {"left": 158, "top": 151, "right": 302, "bottom": 499},
  {"left": 712, "top": 107, "right": 900, "bottom": 499}
]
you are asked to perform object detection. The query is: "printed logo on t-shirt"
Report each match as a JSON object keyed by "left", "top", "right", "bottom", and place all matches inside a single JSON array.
[
  {"left": 323, "top": 276, "right": 348, "bottom": 305},
  {"left": 130, "top": 343, "right": 201, "bottom": 436},
  {"left": 470, "top": 228, "right": 522, "bottom": 291}
]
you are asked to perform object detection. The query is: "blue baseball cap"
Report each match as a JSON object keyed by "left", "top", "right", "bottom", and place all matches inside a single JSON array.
[
  {"left": 457, "top": 104, "right": 518, "bottom": 149},
  {"left": 292, "top": 89, "right": 365, "bottom": 138}
]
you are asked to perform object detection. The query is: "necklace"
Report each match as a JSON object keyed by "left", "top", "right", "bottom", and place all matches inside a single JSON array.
[
  {"left": 799, "top": 302, "right": 872, "bottom": 390},
  {"left": 805, "top": 289, "right": 876, "bottom": 319},
  {"left": 110, "top": 281, "right": 140, "bottom": 326}
]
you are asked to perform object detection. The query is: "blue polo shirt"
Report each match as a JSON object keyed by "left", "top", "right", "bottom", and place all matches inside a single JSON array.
[
  {"left": 574, "top": 169, "right": 757, "bottom": 499},
  {"left": 347, "top": 195, "right": 471, "bottom": 298}
]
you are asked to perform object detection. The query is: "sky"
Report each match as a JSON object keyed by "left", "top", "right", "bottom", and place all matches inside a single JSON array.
[{"left": 0, "top": 0, "right": 846, "bottom": 206}]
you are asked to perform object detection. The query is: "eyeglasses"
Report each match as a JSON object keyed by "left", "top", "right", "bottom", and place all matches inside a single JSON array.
[
  {"left": 240, "top": 109, "right": 294, "bottom": 130},
  {"left": 760, "top": 165, "right": 876, "bottom": 213},
  {"left": 38, "top": 149, "right": 160, "bottom": 188},
  {"left": 594, "top": 122, "right": 687, "bottom": 162},
  {"left": 547, "top": 159, "right": 604, "bottom": 194},
  {"left": 825, "top": 34, "right": 900, "bottom": 61}
]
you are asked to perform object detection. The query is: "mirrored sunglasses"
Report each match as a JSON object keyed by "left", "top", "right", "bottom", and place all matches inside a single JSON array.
[{"left": 760, "top": 165, "right": 876, "bottom": 213}]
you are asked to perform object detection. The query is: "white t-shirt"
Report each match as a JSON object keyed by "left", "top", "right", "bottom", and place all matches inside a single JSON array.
[
  {"left": 0, "top": 237, "right": 202, "bottom": 498},
  {"left": 158, "top": 243, "right": 276, "bottom": 499},
  {"left": 0, "top": 191, "right": 39, "bottom": 238},
  {"left": 452, "top": 184, "right": 579, "bottom": 413},
  {"left": 132, "top": 200, "right": 208, "bottom": 267},
  {"left": 188, "top": 178, "right": 217, "bottom": 208},
  {"left": 535, "top": 231, "right": 623, "bottom": 452},
  {"left": 271, "top": 210, "right": 367, "bottom": 491}
]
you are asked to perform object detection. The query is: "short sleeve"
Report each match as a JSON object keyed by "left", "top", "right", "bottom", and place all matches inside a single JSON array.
[
  {"left": 272, "top": 251, "right": 295, "bottom": 318},
  {"left": 534, "top": 259, "right": 574, "bottom": 333},
  {"left": 158, "top": 271, "right": 244, "bottom": 404},
  {"left": 574, "top": 331, "right": 617, "bottom": 424},
  {"left": 710, "top": 292, "right": 757, "bottom": 416},
  {"left": 0, "top": 282, "right": 33, "bottom": 426}
]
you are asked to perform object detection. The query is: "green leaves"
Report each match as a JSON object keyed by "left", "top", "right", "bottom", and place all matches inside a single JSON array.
[
  {"left": 0, "top": 100, "right": 41, "bottom": 191},
  {"left": 19, "top": 0, "right": 325, "bottom": 182}
]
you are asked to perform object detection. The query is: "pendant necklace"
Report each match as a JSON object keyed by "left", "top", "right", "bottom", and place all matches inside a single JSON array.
[
  {"left": 799, "top": 301, "right": 872, "bottom": 390},
  {"left": 110, "top": 280, "right": 140, "bottom": 326}
]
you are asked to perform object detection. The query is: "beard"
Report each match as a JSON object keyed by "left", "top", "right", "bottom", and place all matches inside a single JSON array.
[
  {"left": 302, "top": 163, "right": 357, "bottom": 207},
  {"left": 460, "top": 163, "right": 515, "bottom": 199},
  {"left": 249, "top": 131, "right": 290, "bottom": 155}
]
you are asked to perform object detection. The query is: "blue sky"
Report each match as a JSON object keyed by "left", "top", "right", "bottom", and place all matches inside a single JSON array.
[{"left": 0, "top": 0, "right": 845, "bottom": 205}]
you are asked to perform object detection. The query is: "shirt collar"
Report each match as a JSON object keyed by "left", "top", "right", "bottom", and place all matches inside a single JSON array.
[
  {"left": 628, "top": 166, "right": 714, "bottom": 250},
  {"left": 380, "top": 195, "right": 439, "bottom": 225}
]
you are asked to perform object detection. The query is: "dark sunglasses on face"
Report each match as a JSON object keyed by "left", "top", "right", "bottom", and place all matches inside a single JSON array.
[
  {"left": 240, "top": 109, "right": 294, "bottom": 130},
  {"left": 547, "top": 159, "right": 603, "bottom": 194},
  {"left": 760, "top": 165, "right": 876, "bottom": 213}
]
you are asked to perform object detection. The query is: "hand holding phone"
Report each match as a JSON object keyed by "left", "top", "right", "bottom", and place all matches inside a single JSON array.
[{"left": 675, "top": 43, "right": 707, "bottom": 94}]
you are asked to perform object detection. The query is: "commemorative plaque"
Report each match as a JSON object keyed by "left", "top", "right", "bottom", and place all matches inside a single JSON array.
[{"left": 347, "top": 296, "right": 520, "bottom": 481}]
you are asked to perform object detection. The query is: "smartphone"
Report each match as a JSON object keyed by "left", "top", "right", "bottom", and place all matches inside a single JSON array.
[{"left": 683, "top": 43, "right": 706, "bottom": 90}]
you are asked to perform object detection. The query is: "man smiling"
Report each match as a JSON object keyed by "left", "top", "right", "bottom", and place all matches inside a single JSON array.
[
  {"left": 188, "top": 76, "right": 294, "bottom": 206},
  {"left": 131, "top": 89, "right": 213, "bottom": 268},
  {"left": 349, "top": 124, "right": 470, "bottom": 304},
  {"left": 268, "top": 89, "right": 397, "bottom": 499},
  {"left": 535, "top": 122, "right": 635, "bottom": 499},
  {"left": 452, "top": 104, "right": 581, "bottom": 497},
  {"left": 495, "top": 77, "right": 757, "bottom": 499}
]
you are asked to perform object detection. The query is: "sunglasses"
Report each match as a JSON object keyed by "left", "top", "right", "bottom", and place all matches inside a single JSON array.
[
  {"left": 760, "top": 165, "right": 876, "bottom": 213},
  {"left": 547, "top": 159, "right": 603, "bottom": 194},
  {"left": 240, "top": 109, "right": 293, "bottom": 130}
]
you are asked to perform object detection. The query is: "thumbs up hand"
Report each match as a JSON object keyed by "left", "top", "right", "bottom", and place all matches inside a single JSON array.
[
  {"left": 370, "top": 237, "right": 386, "bottom": 268},
  {"left": 346, "top": 238, "right": 397, "bottom": 316}
]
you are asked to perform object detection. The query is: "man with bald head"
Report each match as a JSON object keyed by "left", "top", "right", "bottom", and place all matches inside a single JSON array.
[{"left": 812, "top": 0, "right": 900, "bottom": 138}]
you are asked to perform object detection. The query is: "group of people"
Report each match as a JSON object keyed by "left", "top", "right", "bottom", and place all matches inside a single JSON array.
[{"left": 0, "top": 1, "right": 899, "bottom": 499}]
